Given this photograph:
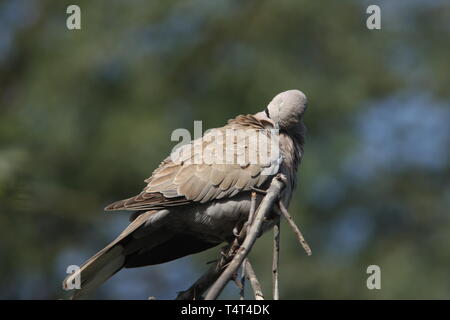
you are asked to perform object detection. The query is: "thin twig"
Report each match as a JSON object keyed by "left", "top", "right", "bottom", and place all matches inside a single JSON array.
[
  {"left": 204, "top": 175, "right": 286, "bottom": 300},
  {"left": 177, "top": 192, "right": 259, "bottom": 300},
  {"left": 239, "top": 260, "right": 246, "bottom": 300},
  {"left": 176, "top": 175, "right": 312, "bottom": 300},
  {"left": 278, "top": 201, "right": 312, "bottom": 256},
  {"left": 239, "top": 192, "right": 257, "bottom": 300},
  {"left": 272, "top": 218, "right": 280, "bottom": 300},
  {"left": 244, "top": 260, "right": 264, "bottom": 300}
]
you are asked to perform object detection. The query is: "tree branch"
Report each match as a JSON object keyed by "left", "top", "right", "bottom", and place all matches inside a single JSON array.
[
  {"left": 244, "top": 259, "right": 264, "bottom": 300},
  {"left": 272, "top": 218, "right": 280, "bottom": 300},
  {"left": 204, "top": 175, "right": 286, "bottom": 300},
  {"left": 239, "top": 192, "right": 257, "bottom": 300},
  {"left": 175, "top": 174, "right": 311, "bottom": 300},
  {"left": 239, "top": 261, "right": 246, "bottom": 300}
]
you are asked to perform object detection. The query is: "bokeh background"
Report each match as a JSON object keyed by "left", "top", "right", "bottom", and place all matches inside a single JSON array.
[{"left": 1, "top": 0, "right": 449, "bottom": 299}]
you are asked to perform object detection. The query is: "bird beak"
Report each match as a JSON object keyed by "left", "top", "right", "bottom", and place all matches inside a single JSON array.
[{"left": 254, "top": 111, "right": 276, "bottom": 127}]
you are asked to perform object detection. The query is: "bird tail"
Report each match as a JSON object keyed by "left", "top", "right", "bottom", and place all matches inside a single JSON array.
[
  {"left": 62, "top": 211, "right": 157, "bottom": 299},
  {"left": 62, "top": 243, "right": 125, "bottom": 299}
]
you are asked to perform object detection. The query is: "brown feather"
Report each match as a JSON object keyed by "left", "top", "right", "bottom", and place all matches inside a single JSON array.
[{"left": 104, "top": 114, "right": 279, "bottom": 212}]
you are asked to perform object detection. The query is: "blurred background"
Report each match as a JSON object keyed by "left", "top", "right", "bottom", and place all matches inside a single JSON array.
[{"left": 0, "top": 0, "right": 449, "bottom": 299}]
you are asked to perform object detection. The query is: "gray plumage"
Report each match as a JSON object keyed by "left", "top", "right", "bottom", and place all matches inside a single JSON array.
[{"left": 63, "top": 89, "right": 308, "bottom": 298}]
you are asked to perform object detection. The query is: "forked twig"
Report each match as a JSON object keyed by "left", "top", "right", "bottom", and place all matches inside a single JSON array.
[
  {"left": 175, "top": 174, "right": 311, "bottom": 300},
  {"left": 204, "top": 175, "right": 286, "bottom": 300}
]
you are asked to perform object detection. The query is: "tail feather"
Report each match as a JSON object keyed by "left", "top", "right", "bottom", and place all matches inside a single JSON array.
[
  {"left": 63, "top": 245, "right": 125, "bottom": 299},
  {"left": 62, "top": 210, "right": 158, "bottom": 299}
]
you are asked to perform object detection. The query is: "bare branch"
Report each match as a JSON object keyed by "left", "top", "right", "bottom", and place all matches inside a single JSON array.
[
  {"left": 176, "top": 193, "right": 258, "bottom": 300},
  {"left": 239, "top": 261, "right": 246, "bottom": 300},
  {"left": 278, "top": 201, "right": 312, "bottom": 256},
  {"left": 272, "top": 218, "right": 280, "bottom": 300},
  {"left": 244, "top": 260, "right": 264, "bottom": 300},
  {"left": 204, "top": 175, "right": 286, "bottom": 300},
  {"left": 175, "top": 174, "right": 312, "bottom": 300},
  {"left": 239, "top": 193, "right": 257, "bottom": 300}
]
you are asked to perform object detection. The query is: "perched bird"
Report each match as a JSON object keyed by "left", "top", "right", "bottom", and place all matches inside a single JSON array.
[{"left": 63, "top": 90, "right": 308, "bottom": 298}]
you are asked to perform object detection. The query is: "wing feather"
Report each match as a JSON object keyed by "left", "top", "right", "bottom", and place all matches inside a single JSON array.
[{"left": 105, "top": 115, "right": 279, "bottom": 211}]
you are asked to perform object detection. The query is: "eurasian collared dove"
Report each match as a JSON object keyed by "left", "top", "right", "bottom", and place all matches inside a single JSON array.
[{"left": 63, "top": 90, "right": 308, "bottom": 298}]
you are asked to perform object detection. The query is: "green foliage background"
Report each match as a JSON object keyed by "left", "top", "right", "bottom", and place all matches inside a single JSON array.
[{"left": 0, "top": 0, "right": 449, "bottom": 299}]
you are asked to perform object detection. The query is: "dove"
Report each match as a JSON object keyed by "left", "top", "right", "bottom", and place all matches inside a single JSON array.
[{"left": 63, "top": 90, "right": 308, "bottom": 298}]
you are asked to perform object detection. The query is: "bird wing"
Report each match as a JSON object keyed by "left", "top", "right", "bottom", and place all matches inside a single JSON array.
[{"left": 105, "top": 115, "right": 280, "bottom": 211}]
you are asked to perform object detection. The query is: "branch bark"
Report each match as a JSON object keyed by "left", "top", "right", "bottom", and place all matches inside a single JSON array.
[
  {"left": 175, "top": 174, "right": 311, "bottom": 300},
  {"left": 272, "top": 218, "right": 280, "bottom": 300},
  {"left": 239, "top": 261, "right": 246, "bottom": 300},
  {"left": 239, "top": 192, "right": 257, "bottom": 300},
  {"left": 244, "top": 260, "right": 264, "bottom": 300}
]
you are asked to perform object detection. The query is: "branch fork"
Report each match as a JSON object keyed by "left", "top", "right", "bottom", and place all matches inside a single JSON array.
[{"left": 175, "top": 174, "right": 311, "bottom": 300}]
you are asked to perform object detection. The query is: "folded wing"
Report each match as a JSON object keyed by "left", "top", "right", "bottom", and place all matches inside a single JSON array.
[{"left": 105, "top": 115, "right": 280, "bottom": 211}]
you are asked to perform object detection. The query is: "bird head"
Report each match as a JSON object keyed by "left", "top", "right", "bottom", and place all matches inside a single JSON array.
[{"left": 261, "top": 90, "right": 308, "bottom": 130}]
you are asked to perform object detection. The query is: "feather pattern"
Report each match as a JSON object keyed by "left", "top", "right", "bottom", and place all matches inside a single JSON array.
[{"left": 104, "top": 115, "right": 279, "bottom": 211}]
